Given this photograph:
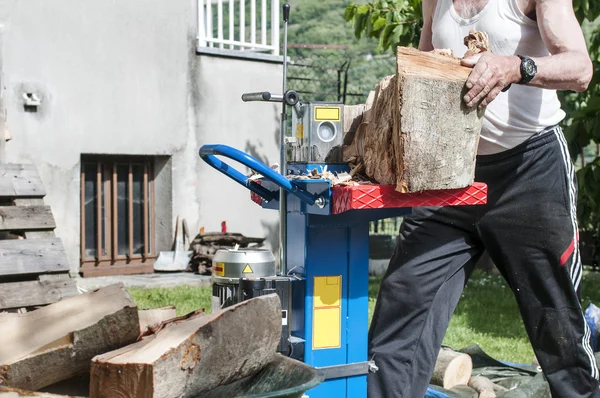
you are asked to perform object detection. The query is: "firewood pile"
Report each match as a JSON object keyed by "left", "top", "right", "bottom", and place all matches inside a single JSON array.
[
  {"left": 0, "top": 284, "right": 285, "bottom": 398},
  {"left": 189, "top": 232, "right": 267, "bottom": 275}
]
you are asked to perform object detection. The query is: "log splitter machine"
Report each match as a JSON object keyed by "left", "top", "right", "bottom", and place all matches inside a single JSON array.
[{"left": 199, "top": 4, "right": 488, "bottom": 397}]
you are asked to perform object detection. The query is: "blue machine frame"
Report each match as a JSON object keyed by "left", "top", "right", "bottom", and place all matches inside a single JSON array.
[{"left": 200, "top": 144, "right": 412, "bottom": 397}]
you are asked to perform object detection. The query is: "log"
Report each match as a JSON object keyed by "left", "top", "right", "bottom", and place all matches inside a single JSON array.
[
  {"left": 352, "top": 47, "right": 484, "bottom": 192},
  {"left": 0, "top": 284, "right": 140, "bottom": 390},
  {"left": 0, "top": 386, "right": 85, "bottom": 398},
  {"left": 431, "top": 347, "right": 473, "bottom": 390},
  {"left": 89, "top": 294, "right": 282, "bottom": 398},
  {"left": 468, "top": 375, "right": 507, "bottom": 398},
  {"left": 395, "top": 47, "right": 484, "bottom": 192},
  {"left": 138, "top": 306, "right": 177, "bottom": 336},
  {"left": 362, "top": 74, "right": 398, "bottom": 185}
]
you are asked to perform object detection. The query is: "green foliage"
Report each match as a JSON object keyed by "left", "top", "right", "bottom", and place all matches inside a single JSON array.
[
  {"left": 345, "top": 0, "right": 600, "bottom": 261},
  {"left": 343, "top": 0, "right": 423, "bottom": 52},
  {"left": 560, "top": 15, "right": 600, "bottom": 247}
]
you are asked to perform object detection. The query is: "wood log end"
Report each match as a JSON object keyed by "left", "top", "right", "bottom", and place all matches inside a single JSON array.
[{"left": 431, "top": 349, "right": 473, "bottom": 390}]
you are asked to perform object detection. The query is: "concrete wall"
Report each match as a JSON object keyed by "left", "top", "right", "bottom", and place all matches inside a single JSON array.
[{"left": 0, "top": 0, "right": 282, "bottom": 273}]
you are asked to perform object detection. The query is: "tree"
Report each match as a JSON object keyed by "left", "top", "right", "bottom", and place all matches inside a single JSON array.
[{"left": 345, "top": 0, "right": 600, "bottom": 265}]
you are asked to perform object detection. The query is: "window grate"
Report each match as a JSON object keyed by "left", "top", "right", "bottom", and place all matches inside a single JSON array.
[{"left": 80, "top": 156, "right": 156, "bottom": 267}]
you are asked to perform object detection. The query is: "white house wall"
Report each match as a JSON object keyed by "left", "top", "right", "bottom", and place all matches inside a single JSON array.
[{"left": 0, "top": 0, "right": 282, "bottom": 273}]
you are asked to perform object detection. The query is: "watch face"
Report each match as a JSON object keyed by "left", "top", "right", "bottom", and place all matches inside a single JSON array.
[{"left": 524, "top": 60, "right": 535, "bottom": 74}]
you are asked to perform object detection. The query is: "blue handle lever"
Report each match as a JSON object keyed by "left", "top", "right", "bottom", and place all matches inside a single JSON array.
[{"left": 199, "top": 144, "right": 323, "bottom": 206}]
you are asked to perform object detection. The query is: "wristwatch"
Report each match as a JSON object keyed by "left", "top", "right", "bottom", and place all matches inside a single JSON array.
[
  {"left": 517, "top": 55, "right": 537, "bottom": 84},
  {"left": 502, "top": 55, "right": 537, "bottom": 92}
]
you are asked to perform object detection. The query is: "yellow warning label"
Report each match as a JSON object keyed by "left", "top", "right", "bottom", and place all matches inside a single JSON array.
[
  {"left": 314, "top": 275, "right": 341, "bottom": 308},
  {"left": 314, "top": 106, "right": 340, "bottom": 121},
  {"left": 313, "top": 275, "right": 341, "bottom": 349},
  {"left": 296, "top": 124, "right": 304, "bottom": 139},
  {"left": 214, "top": 262, "right": 225, "bottom": 277},
  {"left": 242, "top": 264, "right": 254, "bottom": 273}
]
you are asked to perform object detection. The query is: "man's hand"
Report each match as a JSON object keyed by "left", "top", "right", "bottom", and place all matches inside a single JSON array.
[{"left": 461, "top": 52, "right": 521, "bottom": 109}]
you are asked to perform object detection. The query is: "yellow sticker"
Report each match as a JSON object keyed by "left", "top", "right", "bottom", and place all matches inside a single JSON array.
[
  {"left": 313, "top": 275, "right": 342, "bottom": 349},
  {"left": 242, "top": 264, "right": 254, "bottom": 273},
  {"left": 214, "top": 262, "right": 225, "bottom": 277},
  {"left": 314, "top": 106, "right": 340, "bottom": 121},
  {"left": 296, "top": 124, "right": 304, "bottom": 139}
]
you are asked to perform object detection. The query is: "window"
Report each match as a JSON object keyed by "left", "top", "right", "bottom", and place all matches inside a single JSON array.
[{"left": 80, "top": 156, "right": 155, "bottom": 274}]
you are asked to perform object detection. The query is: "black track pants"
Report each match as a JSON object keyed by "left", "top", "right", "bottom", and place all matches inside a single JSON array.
[{"left": 367, "top": 126, "right": 600, "bottom": 398}]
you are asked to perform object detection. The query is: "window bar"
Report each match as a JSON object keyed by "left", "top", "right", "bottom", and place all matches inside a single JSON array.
[
  {"left": 112, "top": 164, "right": 118, "bottom": 262},
  {"left": 206, "top": 0, "right": 213, "bottom": 48},
  {"left": 229, "top": 0, "right": 234, "bottom": 49},
  {"left": 271, "top": 0, "right": 279, "bottom": 55},
  {"left": 128, "top": 163, "right": 134, "bottom": 260},
  {"left": 251, "top": 0, "right": 256, "bottom": 49},
  {"left": 261, "top": 0, "right": 266, "bottom": 46},
  {"left": 104, "top": 164, "right": 112, "bottom": 262},
  {"left": 96, "top": 162, "right": 102, "bottom": 262},
  {"left": 143, "top": 163, "right": 149, "bottom": 260},
  {"left": 240, "top": 0, "right": 245, "bottom": 48},
  {"left": 217, "top": 0, "right": 224, "bottom": 49},
  {"left": 150, "top": 164, "right": 156, "bottom": 257},
  {"left": 80, "top": 165, "right": 86, "bottom": 264},
  {"left": 198, "top": 0, "right": 206, "bottom": 48}
]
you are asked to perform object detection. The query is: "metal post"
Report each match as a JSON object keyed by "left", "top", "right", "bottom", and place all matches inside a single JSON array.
[{"left": 278, "top": 2, "right": 290, "bottom": 276}]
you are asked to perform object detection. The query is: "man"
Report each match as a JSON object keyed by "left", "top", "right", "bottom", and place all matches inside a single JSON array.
[{"left": 367, "top": 0, "right": 597, "bottom": 397}]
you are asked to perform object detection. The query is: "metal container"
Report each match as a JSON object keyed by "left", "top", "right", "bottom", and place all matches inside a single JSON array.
[
  {"left": 212, "top": 248, "right": 277, "bottom": 279},
  {"left": 211, "top": 248, "right": 277, "bottom": 311}
]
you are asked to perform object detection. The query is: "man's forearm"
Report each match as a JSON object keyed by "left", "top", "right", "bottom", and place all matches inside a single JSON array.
[{"left": 524, "top": 52, "right": 593, "bottom": 92}]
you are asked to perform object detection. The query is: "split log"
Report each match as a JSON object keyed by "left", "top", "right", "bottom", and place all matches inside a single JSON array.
[
  {"left": 431, "top": 347, "right": 473, "bottom": 390},
  {"left": 0, "top": 284, "right": 140, "bottom": 391},
  {"left": 138, "top": 306, "right": 177, "bottom": 336},
  {"left": 343, "top": 104, "right": 366, "bottom": 147},
  {"left": 350, "top": 47, "right": 484, "bottom": 192},
  {"left": 89, "top": 294, "right": 282, "bottom": 398},
  {"left": 468, "top": 375, "right": 507, "bottom": 398},
  {"left": 0, "top": 386, "right": 85, "bottom": 398},
  {"left": 394, "top": 47, "right": 484, "bottom": 192},
  {"left": 362, "top": 74, "right": 398, "bottom": 185}
]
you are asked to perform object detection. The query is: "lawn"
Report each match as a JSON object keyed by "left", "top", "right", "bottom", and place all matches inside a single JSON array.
[{"left": 128, "top": 270, "right": 600, "bottom": 365}]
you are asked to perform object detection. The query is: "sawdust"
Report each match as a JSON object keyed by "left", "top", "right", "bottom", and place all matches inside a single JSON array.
[{"left": 287, "top": 166, "right": 373, "bottom": 187}]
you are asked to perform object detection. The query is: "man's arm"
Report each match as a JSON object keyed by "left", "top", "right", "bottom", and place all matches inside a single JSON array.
[
  {"left": 461, "top": 0, "right": 593, "bottom": 109},
  {"left": 418, "top": 0, "right": 437, "bottom": 51}
]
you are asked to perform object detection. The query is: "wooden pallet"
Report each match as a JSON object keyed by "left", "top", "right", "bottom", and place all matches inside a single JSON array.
[{"left": 0, "top": 164, "right": 78, "bottom": 311}]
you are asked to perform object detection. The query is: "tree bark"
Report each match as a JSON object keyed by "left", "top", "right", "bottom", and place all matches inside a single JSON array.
[
  {"left": 89, "top": 294, "right": 282, "bottom": 398},
  {"left": 0, "top": 284, "right": 140, "bottom": 391},
  {"left": 347, "top": 47, "right": 484, "bottom": 192},
  {"left": 0, "top": 386, "right": 85, "bottom": 398},
  {"left": 468, "top": 375, "right": 507, "bottom": 398},
  {"left": 394, "top": 47, "right": 484, "bottom": 192}
]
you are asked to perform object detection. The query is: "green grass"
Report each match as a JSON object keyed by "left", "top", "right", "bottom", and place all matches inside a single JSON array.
[
  {"left": 128, "top": 270, "right": 600, "bottom": 365},
  {"left": 128, "top": 285, "right": 212, "bottom": 317}
]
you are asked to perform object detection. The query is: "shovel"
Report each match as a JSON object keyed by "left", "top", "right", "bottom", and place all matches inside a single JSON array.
[{"left": 154, "top": 216, "right": 193, "bottom": 272}]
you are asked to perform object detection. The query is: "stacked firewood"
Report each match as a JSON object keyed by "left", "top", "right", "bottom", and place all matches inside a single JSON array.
[
  {"left": 0, "top": 284, "right": 283, "bottom": 398},
  {"left": 189, "top": 232, "right": 266, "bottom": 275}
]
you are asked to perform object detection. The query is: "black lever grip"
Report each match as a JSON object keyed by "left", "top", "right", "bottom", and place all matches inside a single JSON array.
[
  {"left": 283, "top": 3, "right": 290, "bottom": 22},
  {"left": 242, "top": 92, "right": 272, "bottom": 102}
]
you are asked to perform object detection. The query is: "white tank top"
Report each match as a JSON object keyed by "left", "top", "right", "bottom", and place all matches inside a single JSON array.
[{"left": 431, "top": 0, "right": 566, "bottom": 154}]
